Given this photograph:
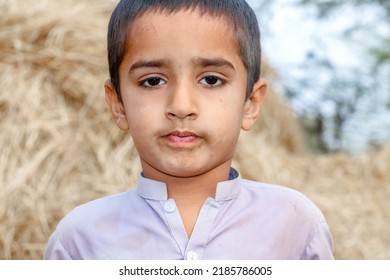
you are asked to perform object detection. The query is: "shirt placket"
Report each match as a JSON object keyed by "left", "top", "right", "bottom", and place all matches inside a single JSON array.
[
  {"left": 183, "top": 198, "right": 220, "bottom": 260},
  {"left": 161, "top": 198, "right": 189, "bottom": 257}
]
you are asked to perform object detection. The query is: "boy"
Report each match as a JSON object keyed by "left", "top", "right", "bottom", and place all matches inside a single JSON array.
[{"left": 44, "top": 0, "right": 333, "bottom": 259}]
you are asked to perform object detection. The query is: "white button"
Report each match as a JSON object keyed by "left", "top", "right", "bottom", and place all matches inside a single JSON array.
[
  {"left": 186, "top": 250, "right": 198, "bottom": 260},
  {"left": 163, "top": 199, "right": 176, "bottom": 213}
]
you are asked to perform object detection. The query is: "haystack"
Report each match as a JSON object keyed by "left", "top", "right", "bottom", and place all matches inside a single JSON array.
[{"left": 1, "top": 0, "right": 389, "bottom": 260}]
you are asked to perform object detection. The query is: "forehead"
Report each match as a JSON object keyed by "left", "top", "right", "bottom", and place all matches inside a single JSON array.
[{"left": 125, "top": 8, "right": 240, "bottom": 57}]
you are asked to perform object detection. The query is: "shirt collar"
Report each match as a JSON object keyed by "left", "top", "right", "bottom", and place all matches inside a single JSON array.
[{"left": 136, "top": 168, "right": 241, "bottom": 202}]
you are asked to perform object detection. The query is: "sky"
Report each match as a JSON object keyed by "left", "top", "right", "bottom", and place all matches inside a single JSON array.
[{"left": 247, "top": 0, "right": 390, "bottom": 153}]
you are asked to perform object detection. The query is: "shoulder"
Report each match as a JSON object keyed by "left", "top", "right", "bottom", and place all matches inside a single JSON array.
[
  {"left": 58, "top": 189, "right": 140, "bottom": 230},
  {"left": 45, "top": 190, "right": 140, "bottom": 259},
  {"left": 240, "top": 179, "right": 322, "bottom": 216},
  {"left": 238, "top": 179, "right": 334, "bottom": 259},
  {"left": 238, "top": 179, "right": 329, "bottom": 237},
  {"left": 241, "top": 178, "right": 309, "bottom": 199}
]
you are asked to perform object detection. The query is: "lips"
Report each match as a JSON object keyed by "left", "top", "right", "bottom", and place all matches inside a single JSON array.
[{"left": 165, "top": 130, "right": 199, "bottom": 144}]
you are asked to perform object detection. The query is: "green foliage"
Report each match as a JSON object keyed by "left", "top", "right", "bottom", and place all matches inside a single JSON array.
[
  {"left": 290, "top": 0, "right": 390, "bottom": 152},
  {"left": 371, "top": 39, "right": 390, "bottom": 64},
  {"left": 299, "top": 0, "right": 390, "bottom": 16},
  {"left": 298, "top": 0, "right": 390, "bottom": 65}
]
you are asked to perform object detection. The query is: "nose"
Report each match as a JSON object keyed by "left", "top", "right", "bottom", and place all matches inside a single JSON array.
[{"left": 165, "top": 81, "right": 199, "bottom": 120}]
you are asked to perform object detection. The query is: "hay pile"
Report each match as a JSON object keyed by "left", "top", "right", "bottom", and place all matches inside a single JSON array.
[{"left": 1, "top": 0, "right": 389, "bottom": 260}]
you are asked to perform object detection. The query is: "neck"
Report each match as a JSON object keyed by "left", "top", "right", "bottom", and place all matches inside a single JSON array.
[{"left": 142, "top": 160, "right": 232, "bottom": 200}]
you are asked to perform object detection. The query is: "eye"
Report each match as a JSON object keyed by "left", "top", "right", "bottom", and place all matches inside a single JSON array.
[
  {"left": 139, "top": 77, "right": 166, "bottom": 88},
  {"left": 199, "top": 76, "right": 225, "bottom": 87}
]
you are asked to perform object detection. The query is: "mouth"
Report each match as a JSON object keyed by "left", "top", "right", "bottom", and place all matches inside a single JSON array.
[{"left": 164, "top": 130, "right": 200, "bottom": 144}]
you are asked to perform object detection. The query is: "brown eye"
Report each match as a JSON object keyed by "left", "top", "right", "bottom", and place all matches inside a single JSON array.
[
  {"left": 140, "top": 77, "right": 166, "bottom": 88},
  {"left": 200, "top": 75, "right": 225, "bottom": 87},
  {"left": 205, "top": 76, "right": 218, "bottom": 85}
]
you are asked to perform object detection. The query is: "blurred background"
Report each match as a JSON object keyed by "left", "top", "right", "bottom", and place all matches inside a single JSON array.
[
  {"left": 250, "top": 0, "right": 390, "bottom": 153},
  {"left": 0, "top": 0, "right": 389, "bottom": 259}
]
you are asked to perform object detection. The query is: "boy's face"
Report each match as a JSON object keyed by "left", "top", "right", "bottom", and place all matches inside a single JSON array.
[{"left": 105, "top": 9, "right": 266, "bottom": 180}]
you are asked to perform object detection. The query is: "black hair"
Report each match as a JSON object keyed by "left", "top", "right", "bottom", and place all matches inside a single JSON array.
[{"left": 107, "top": 0, "right": 261, "bottom": 101}]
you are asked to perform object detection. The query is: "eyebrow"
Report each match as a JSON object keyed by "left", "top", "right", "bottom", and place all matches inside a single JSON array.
[
  {"left": 192, "top": 57, "right": 235, "bottom": 71},
  {"left": 128, "top": 57, "right": 236, "bottom": 73},
  {"left": 129, "top": 59, "right": 169, "bottom": 73}
]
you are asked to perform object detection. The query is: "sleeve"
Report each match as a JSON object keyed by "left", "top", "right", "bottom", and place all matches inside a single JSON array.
[
  {"left": 300, "top": 220, "right": 334, "bottom": 260},
  {"left": 43, "top": 229, "right": 72, "bottom": 260}
]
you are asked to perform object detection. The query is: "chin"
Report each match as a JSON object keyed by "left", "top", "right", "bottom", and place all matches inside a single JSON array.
[
  {"left": 164, "top": 169, "right": 203, "bottom": 179},
  {"left": 160, "top": 163, "right": 211, "bottom": 178}
]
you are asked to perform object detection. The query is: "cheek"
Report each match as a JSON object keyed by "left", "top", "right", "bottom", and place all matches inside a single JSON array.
[
  {"left": 124, "top": 99, "right": 155, "bottom": 128},
  {"left": 211, "top": 105, "right": 243, "bottom": 143},
  {"left": 214, "top": 98, "right": 244, "bottom": 127}
]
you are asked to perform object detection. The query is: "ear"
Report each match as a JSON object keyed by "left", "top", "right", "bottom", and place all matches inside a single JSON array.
[
  {"left": 104, "top": 79, "right": 129, "bottom": 131},
  {"left": 241, "top": 78, "right": 267, "bottom": 131}
]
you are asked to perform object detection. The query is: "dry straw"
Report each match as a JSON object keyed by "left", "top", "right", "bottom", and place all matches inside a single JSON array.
[{"left": 1, "top": 0, "right": 389, "bottom": 260}]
